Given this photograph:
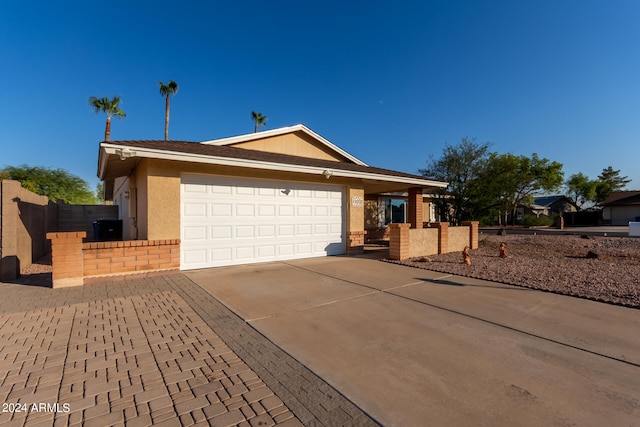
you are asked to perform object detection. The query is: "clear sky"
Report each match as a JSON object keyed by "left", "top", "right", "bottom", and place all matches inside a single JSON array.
[{"left": 2, "top": 0, "right": 639, "bottom": 191}]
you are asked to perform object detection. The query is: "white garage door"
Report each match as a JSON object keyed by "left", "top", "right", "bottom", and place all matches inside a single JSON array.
[{"left": 180, "top": 174, "right": 346, "bottom": 269}]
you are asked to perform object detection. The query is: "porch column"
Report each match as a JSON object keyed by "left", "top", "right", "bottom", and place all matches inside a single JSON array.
[
  {"left": 389, "top": 223, "right": 411, "bottom": 260},
  {"left": 47, "top": 232, "right": 86, "bottom": 288},
  {"left": 461, "top": 221, "right": 479, "bottom": 249},
  {"left": 433, "top": 222, "right": 449, "bottom": 254},
  {"left": 408, "top": 187, "right": 423, "bottom": 229}
]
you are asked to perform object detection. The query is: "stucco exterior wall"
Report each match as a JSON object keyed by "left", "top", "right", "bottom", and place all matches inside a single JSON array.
[
  {"left": 229, "top": 132, "right": 346, "bottom": 162},
  {"left": 132, "top": 159, "right": 366, "bottom": 241},
  {"left": 1, "top": 180, "right": 56, "bottom": 280},
  {"left": 449, "top": 226, "right": 471, "bottom": 252},
  {"left": 408, "top": 228, "right": 439, "bottom": 257},
  {"left": 347, "top": 187, "right": 365, "bottom": 233}
]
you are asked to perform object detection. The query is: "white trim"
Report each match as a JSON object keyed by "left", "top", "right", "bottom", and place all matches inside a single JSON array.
[
  {"left": 100, "top": 143, "right": 447, "bottom": 188},
  {"left": 200, "top": 124, "right": 368, "bottom": 166}
]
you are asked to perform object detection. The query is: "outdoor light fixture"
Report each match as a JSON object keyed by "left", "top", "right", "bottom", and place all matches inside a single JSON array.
[
  {"left": 323, "top": 169, "right": 333, "bottom": 179},
  {"left": 116, "top": 148, "right": 135, "bottom": 160}
]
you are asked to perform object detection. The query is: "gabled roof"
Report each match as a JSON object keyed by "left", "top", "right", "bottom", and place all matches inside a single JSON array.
[
  {"left": 533, "top": 195, "right": 575, "bottom": 207},
  {"left": 98, "top": 139, "right": 447, "bottom": 193},
  {"left": 200, "top": 124, "right": 368, "bottom": 166},
  {"left": 602, "top": 191, "right": 640, "bottom": 206}
]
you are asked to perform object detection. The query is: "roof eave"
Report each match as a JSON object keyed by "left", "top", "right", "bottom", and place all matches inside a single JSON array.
[{"left": 99, "top": 143, "right": 447, "bottom": 189}]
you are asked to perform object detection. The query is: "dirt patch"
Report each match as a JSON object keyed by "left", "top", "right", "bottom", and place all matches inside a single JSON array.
[
  {"left": 9, "top": 253, "right": 52, "bottom": 287},
  {"left": 387, "top": 234, "right": 640, "bottom": 309}
]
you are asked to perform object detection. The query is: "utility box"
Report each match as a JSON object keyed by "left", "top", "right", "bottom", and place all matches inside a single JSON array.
[
  {"left": 629, "top": 222, "right": 640, "bottom": 237},
  {"left": 93, "top": 219, "right": 123, "bottom": 241}
]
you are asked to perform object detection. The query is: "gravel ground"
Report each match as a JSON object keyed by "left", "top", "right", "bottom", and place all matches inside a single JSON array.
[
  {"left": 389, "top": 234, "right": 640, "bottom": 309},
  {"left": 9, "top": 252, "right": 52, "bottom": 287}
]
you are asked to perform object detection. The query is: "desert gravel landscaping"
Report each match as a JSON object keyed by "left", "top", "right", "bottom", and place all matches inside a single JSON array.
[{"left": 391, "top": 233, "right": 640, "bottom": 309}]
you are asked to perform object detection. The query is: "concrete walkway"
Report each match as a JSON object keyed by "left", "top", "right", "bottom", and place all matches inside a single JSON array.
[
  {"left": 186, "top": 256, "right": 640, "bottom": 427},
  {"left": 0, "top": 274, "right": 375, "bottom": 426}
]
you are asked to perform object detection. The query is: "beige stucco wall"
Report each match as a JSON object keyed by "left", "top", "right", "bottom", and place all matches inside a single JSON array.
[
  {"left": 347, "top": 187, "right": 365, "bottom": 233},
  {"left": 408, "top": 228, "right": 439, "bottom": 257},
  {"left": 133, "top": 159, "right": 366, "bottom": 241},
  {"left": 229, "top": 132, "right": 347, "bottom": 162},
  {"left": 449, "top": 226, "right": 471, "bottom": 252},
  {"left": 0, "top": 180, "right": 55, "bottom": 280}
]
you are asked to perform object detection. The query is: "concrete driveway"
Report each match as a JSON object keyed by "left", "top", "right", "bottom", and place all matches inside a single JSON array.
[{"left": 185, "top": 256, "right": 640, "bottom": 426}]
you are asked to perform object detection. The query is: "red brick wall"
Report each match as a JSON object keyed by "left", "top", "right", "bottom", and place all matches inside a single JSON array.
[
  {"left": 348, "top": 231, "right": 366, "bottom": 254},
  {"left": 48, "top": 232, "right": 180, "bottom": 287},
  {"left": 47, "top": 232, "right": 86, "bottom": 287},
  {"left": 388, "top": 223, "right": 411, "bottom": 260},
  {"left": 83, "top": 240, "right": 180, "bottom": 278}
]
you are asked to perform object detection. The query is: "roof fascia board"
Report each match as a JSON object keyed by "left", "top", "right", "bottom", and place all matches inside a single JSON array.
[
  {"left": 100, "top": 143, "right": 447, "bottom": 188},
  {"left": 200, "top": 124, "right": 368, "bottom": 166},
  {"left": 97, "top": 147, "right": 108, "bottom": 179}
]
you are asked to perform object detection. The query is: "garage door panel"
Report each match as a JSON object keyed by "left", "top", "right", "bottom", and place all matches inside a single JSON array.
[
  {"left": 258, "top": 225, "right": 276, "bottom": 237},
  {"left": 258, "top": 204, "right": 276, "bottom": 216},
  {"left": 210, "top": 185, "right": 232, "bottom": 195},
  {"left": 184, "top": 203, "right": 207, "bottom": 217},
  {"left": 211, "top": 204, "right": 232, "bottom": 216},
  {"left": 181, "top": 175, "right": 345, "bottom": 269},
  {"left": 297, "top": 206, "right": 312, "bottom": 216},
  {"left": 210, "top": 226, "right": 232, "bottom": 239},
  {"left": 184, "top": 226, "right": 207, "bottom": 240},
  {"left": 296, "top": 224, "right": 312, "bottom": 235},
  {"left": 279, "top": 225, "right": 295, "bottom": 236},
  {"left": 235, "top": 226, "right": 255, "bottom": 238}
]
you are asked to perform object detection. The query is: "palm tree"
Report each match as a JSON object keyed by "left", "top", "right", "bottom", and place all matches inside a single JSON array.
[
  {"left": 88, "top": 96, "right": 126, "bottom": 141},
  {"left": 251, "top": 111, "right": 267, "bottom": 133},
  {"left": 159, "top": 80, "right": 179, "bottom": 140}
]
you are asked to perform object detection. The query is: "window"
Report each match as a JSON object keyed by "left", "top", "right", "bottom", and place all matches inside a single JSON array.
[{"left": 380, "top": 197, "right": 407, "bottom": 226}]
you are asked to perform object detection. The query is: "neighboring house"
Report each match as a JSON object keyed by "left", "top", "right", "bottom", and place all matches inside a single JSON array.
[
  {"left": 602, "top": 191, "right": 640, "bottom": 225},
  {"left": 525, "top": 195, "right": 579, "bottom": 218},
  {"left": 98, "top": 124, "right": 447, "bottom": 269}
]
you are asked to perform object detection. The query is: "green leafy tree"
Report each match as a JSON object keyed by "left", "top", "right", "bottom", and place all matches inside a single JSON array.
[
  {"left": 1, "top": 165, "right": 98, "bottom": 204},
  {"left": 88, "top": 96, "right": 126, "bottom": 141},
  {"left": 95, "top": 181, "right": 105, "bottom": 202},
  {"left": 594, "top": 166, "right": 631, "bottom": 204},
  {"left": 159, "top": 80, "right": 179, "bottom": 140},
  {"left": 484, "top": 153, "right": 564, "bottom": 225},
  {"left": 419, "top": 137, "right": 492, "bottom": 224},
  {"left": 251, "top": 111, "right": 267, "bottom": 133},
  {"left": 565, "top": 173, "right": 597, "bottom": 210}
]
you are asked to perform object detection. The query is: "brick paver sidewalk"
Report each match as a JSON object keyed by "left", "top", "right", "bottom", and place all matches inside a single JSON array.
[{"left": 0, "top": 274, "right": 377, "bottom": 426}]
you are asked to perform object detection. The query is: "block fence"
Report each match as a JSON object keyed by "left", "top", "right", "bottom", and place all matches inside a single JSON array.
[
  {"left": 47, "top": 232, "right": 180, "bottom": 288},
  {"left": 388, "top": 221, "right": 479, "bottom": 261}
]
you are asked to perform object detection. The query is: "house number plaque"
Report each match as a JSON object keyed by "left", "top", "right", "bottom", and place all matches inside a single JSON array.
[{"left": 351, "top": 196, "right": 363, "bottom": 207}]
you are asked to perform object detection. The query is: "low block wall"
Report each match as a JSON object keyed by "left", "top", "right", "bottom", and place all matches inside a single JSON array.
[
  {"left": 389, "top": 221, "right": 479, "bottom": 261},
  {"left": 408, "top": 228, "right": 439, "bottom": 257},
  {"left": 448, "top": 226, "right": 471, "bottom": 252},
  {"left": 47, "top": 232, "right": 180, "bottom": 287},
  {"left": 83, "top": 240, "right": 180, "bottom": 278}
]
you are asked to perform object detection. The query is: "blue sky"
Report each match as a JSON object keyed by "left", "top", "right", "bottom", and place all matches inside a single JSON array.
[{"left": 2, "top": 0, "right": 639, "bottom": 191}]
